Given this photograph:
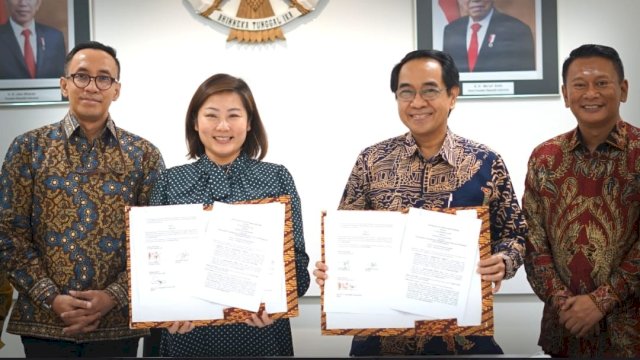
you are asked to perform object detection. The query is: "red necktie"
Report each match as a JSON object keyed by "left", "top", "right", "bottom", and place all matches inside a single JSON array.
[
  {"left": 467, "top": 23, "right": 481, "bottom": 72},
  {"left": 22, "top": 29, "right": 36, "bottom": 78}
]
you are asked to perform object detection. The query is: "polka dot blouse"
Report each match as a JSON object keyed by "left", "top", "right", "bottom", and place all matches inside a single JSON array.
[{"left": 148, "top": 152, "right": 310, "bottom": 357}]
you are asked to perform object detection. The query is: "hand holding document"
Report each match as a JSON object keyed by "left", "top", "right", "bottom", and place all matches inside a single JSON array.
[
  {"left": 127, "top": 198, "right": 292, "bottom": 327},
  {"left": 322, "top": 207, "right": 490, "bottom": 336}
]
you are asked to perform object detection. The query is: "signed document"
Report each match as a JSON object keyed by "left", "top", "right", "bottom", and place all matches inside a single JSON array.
[
  {"left": 323, "top": 210, "right": 425, "bottom": 329},
  {"left": 129, "top": 204, "right": 224, "bottom": 322},
  {"left": 128, "top": 201, "right": 286, "bottom": 323},
  {"left": 322, "top": 208, "right": 483, "bottom": 331}
]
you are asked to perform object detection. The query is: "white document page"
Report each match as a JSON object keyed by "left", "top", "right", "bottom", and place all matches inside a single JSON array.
[
  {"left": 455, "top": 209, "right": 482, "bottom": 326},
  {"left": 129, "top": 204, "right": 224, "bottom": 322},
  {"left": 391, "top": 208, "right": 481, "bottom": 321},
  {"left": 323, "top": 209, "right": 405, "bottom": 315},
  {"left": 323, "top": 209, "right": 426, "bottom": 329},
  {"left": 261, "top": 203, "right": 287, "bottom": 313},
  {"left": 192, "top": 202, "right": 285, "bottom": 312}
]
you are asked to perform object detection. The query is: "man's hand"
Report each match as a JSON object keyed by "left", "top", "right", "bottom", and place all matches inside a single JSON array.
[
  {"left": 56, "top": 290, "right": 116, "bottom": 335},
  {"left": 558, "top": 294, "right": 604, "bottom": 338},
  {"left": 52, "top": 294, "right": 100, "bottom": 335},
  {"left": 477, "top": 254, "right": 506, "bottom": 293},
  {"left": 51, "top": 293, "right": 91, "bottom": 319},
  {"left": 67, "top": 290, "right": 116, "bottom": 317}
]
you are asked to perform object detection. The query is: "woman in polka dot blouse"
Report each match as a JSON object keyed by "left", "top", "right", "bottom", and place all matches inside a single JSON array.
[{"left": 145, "top": 73, "right": 311, "bottom": 357}]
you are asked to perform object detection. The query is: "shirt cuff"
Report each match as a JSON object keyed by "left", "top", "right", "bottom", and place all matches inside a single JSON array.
[
  {"left": 500, "top": 252, "right": 517, "bottom": 280},
  {"left": 105, "top": 282, "right": 128, "bottom": 311},
  {"left": 590, "top": 284, "right": 620, "bottom": 315},
  {"left": 28, "top": 278, "right": 60, "bottom": 312}
]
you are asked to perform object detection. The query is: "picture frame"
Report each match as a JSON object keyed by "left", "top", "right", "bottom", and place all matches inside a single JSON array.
[
  {"left": 416, "top": 0, "right": 558, "bottom": 98},
  {"left": 0, "top": 0, "right": 91, "bottom": 106}
]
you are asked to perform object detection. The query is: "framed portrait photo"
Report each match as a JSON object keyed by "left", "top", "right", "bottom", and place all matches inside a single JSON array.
[
  {"left": 416, "top": 0, "right": 558, "bottom": 98},
  {"left": 0, "top": 0, "right": 91, "bottom": 106}
]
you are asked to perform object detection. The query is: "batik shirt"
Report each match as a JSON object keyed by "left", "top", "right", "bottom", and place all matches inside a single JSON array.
[
  {"left": 340, "top": 129, "right": 526, "bottom": 356},
  {"left": 149, "top": 153, "right": 310, "bottom": 357},
  {"left": 0, "top": 113, "right": 164, "bottom": 342},
  {"left": 0, "top": 273, "right": 11, "bottom": 349},
  {"left": 523, "top": 120, "right": 640, "bottom": 357}
]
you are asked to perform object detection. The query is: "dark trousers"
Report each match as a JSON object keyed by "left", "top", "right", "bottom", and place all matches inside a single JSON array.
[
  {"left": 142, "top": 328, "right": 162, "bottom": 357},
  {"left": 21, "top": 336, "right": 140, "bottom": 358}
]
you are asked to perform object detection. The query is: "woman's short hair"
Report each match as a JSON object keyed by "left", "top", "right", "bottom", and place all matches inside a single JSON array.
[{"left": 185, "top": 73, "right": 268, "bottom": 160}]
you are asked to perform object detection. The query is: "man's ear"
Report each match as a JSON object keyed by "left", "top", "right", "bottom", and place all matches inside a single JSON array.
[
  {"left": 112, "top": 82, "right": 121, "bottom": 101},
  {"left": 60, "top": 76, "right": 69, "bottom": 98},
  {"left": 449, "top": 85, "right": 460, "bottom": 110},
  {"left": 620, "top": 79, "right": 629, "bottom": 103},
  {"left": 561, "top": 84, "right": 569, "bottom": 108}
]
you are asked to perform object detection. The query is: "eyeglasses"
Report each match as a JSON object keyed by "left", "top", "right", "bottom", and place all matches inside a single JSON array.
[
  {"left": 67, "top": 73, "right": 118, "bottom": 90},
  {"left": 396, "top": 87, "right": 444, "bottom": 101}
]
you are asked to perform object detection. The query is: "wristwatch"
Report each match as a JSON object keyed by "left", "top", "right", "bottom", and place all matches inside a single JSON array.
[{"left": 43, "top": 293, "right": 58, "bottom": 311}]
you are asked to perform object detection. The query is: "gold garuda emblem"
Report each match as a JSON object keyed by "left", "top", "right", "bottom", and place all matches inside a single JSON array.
[{"left": 187, "top": 0, "right": 318, "bottom": 43}]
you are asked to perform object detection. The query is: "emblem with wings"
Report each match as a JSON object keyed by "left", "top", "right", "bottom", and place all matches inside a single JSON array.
[{"left": 187, "top": 0, "right": 318, "bottom": 42}]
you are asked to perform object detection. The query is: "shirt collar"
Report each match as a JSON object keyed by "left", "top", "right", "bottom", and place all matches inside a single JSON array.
[
  {"left": 402, "top": 128, "right": 457, "bottom": 166},
  {"left": 568, "top": 120, "right": 627, "bottom": 152},
  {"left": 440, "top": 129, "right": 458, "bottom": 166},
  {"left": 195, "top": 151, "right": 250, "bottom": 176},
  {"left": 9, "top": 17, "right": 36, "bottom": 36},
  {"left": 62, "top": 112, "right": 118, "bottom": 142}
]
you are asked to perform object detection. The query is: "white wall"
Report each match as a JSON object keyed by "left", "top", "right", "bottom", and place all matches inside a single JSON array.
[{"left": 1, "top": 0, "right": 639, "bottom": 357}]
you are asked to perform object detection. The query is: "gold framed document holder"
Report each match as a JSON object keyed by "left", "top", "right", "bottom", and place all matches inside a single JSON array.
[
  {"left": 126, "top": 195, "right": 300, "bottom": 329},
  {"left": 320, "top": 206, "right": 494, "bottom": 336}
]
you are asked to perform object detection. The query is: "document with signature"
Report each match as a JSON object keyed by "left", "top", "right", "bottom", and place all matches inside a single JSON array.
[
  {"left": 128, "top": 204, "right": 224, "bottom": 322},
  {"left": 323, "top": 210, "right": 429, "bottom": 329},
  {"left": 128, "top": 201, "right": 286, "bottom": 323},
  {"left": 322, "top": 208, "right": 484, "bottom": 331}
]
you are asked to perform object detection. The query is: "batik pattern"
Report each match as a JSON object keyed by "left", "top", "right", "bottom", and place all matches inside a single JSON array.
[
  {"left": 523, "top": 120, "right": 640, "bottom": 357},
  {"left": 340, "top": 130, "right": 526, "bottom": 355},
  {"left": 0, "top": 113, "right": 164, "bottom": 341}
]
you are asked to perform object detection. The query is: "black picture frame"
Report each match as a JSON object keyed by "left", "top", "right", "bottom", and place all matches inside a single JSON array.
[
  {"left": 416, "top": 0, "right": 558, "bottom": 98},
  {"left": 0, "top": 0, "right": 91, "bottom": 106}
]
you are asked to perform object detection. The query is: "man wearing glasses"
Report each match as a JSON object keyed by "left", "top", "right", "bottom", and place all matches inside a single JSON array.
[
  {"left": 0, "top": 41, "right": 165, "bottom": 357},
  {"left": 313, "top": 49, "right": 526, "bottom": 356}
]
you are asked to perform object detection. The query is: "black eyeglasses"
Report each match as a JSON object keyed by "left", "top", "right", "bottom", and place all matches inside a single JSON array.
[{"left": 67, "top": 73, "right": 118, "bottom": 90}]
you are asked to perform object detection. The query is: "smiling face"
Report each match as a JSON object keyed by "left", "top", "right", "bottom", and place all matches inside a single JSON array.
[
  {"left": 562, "top": 56, "right": 628, "bottom": 131},
  {"left": 396, "top": 58, "right": 459, "bottom": 153},
  {"left": 195, "top": 91, "right": 250, "bottom": 165},
  {"left": 60, "top": 48, "right": 120, "bottom": 127}
]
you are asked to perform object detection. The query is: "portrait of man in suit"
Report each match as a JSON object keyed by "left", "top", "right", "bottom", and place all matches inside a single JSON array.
[
  {"left": 0, "top": 0, "right": 66, "bottom": 79},
  {"left": 442, "top": 0, "right": 535, "bottom": 73}
]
